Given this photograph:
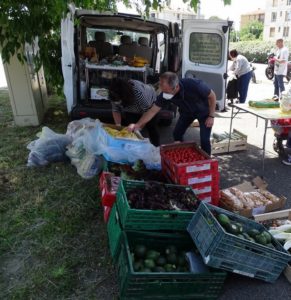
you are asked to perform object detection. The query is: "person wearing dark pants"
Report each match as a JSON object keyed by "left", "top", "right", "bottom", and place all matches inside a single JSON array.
[
  {"left": 127, "top": 72, "right": 216, "bottom": 155},
  {"left": 173, "top": 114, "right": 212, "bottom": 155},
  {"left": 274, "top": 75, "right": 285, "bottom": 98},
  {"left": 108, "top": 78, "right": 160, "bottom": 146},
  {"left": 122, "top": 112, "right": 159, "bottom": 147},
  {"left": 273, "top": 39, "right": 289, "bottom": 99},
  {"left": 237, "top": 71, "right": 252, "bottom": 104},
  {"left": 229, "top": 49, "right": 252, "bottom": 103}
]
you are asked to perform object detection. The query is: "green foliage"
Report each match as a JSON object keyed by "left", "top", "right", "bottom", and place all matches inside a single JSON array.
[
  {"left": 239, "top": 20, "right": 264, "bottom": 41},
  {"left": 0, "top": 0, "right": 231, "bottom": 93},
  {"left": 230, "top": 40, "right": 291, "bottom": 63}
]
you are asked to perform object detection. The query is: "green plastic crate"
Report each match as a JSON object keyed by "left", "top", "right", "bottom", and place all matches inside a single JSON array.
[
  {"left": 187, "top": 202, "right": 291, "bottom": 283},
  {"left": 107, "top": 203, "right": 122, "bottom": 262},
  {"left": 116, "top": 180, "right": 198, "bottom": 231},
  {"left": 117, "top": 231, "right": 226, "bottom": 300}
]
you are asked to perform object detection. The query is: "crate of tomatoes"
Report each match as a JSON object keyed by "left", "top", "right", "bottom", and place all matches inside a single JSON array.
[{"left": 160, "top": 142, "right": 219, "bottom": 205}]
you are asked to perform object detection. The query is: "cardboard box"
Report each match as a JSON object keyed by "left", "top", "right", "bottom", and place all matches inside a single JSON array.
[
  {"left": 254, "top": 209, "right": 291, "bottom": 284},
  {"left": 219, "top": 177, "right": 286, "bottom": 218},
  {"left": 103, "top": 123, "right": 145, "bottom": 141},
  {"left": 90, "top": 87, "right": 109, "bottom": 100}
]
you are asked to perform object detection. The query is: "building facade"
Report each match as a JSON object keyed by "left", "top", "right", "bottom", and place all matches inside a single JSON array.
[
  {"left": 149, "top": 1, "right": 199, "bottom": 27},
  {"left": 240, "top": 9, "right": 265, "bottom": 30},
  {"left": 263, "top": 0, "right": 291, "bottom": 40}
]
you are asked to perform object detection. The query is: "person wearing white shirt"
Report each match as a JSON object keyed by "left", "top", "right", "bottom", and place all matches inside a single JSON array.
[
  {"left": 229, "top": 49, "right": 253, "bottom": 103},
  {"left": 273, "top": 38, "right": 289, "bottom": 99}
]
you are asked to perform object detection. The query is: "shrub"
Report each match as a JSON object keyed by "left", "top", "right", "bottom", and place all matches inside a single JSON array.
[{"left": 229, "top": 41, "right": 291, "bottom": 63}]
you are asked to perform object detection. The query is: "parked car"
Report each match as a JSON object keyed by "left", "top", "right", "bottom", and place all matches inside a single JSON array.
[{"left": 61, "top": 6, "right": 232, "bottom": 123}]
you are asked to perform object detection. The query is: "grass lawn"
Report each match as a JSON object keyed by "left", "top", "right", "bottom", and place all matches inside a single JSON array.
[{"left": 0, "top": 89, "right": 117, "bottom": 299}]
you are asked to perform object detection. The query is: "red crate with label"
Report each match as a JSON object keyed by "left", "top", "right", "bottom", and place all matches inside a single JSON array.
[{"left": 99, "top": 172, "right": 121, "bottom": 207}]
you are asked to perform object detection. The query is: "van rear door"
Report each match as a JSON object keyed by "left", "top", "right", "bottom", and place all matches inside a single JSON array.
[
  {"left": 61, "top": 12, "right": 76, "bottom": 114},
  {"left": 181, "top": 19, "right": 232, "bottom": 111}
]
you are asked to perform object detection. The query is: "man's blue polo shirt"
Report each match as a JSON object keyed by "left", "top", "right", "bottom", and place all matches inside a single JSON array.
[{"left": 155, "top": 78, "right": 211, "bottom": 119}]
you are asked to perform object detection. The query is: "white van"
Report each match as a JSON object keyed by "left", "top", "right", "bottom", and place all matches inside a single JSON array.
[{"left": 61, "top": 7, "right": 232, "bottom": 123}]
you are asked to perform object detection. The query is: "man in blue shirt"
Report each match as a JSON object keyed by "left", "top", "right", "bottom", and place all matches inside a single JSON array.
[{"left": 128, "top": 72, "right": 216, "bottom": 155}]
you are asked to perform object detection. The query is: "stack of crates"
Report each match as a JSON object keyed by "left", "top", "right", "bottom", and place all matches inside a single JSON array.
[
  {"left": 99, "top": 171, "right": 121, "bottom": 223},
  {"left": 107, "top": 179, "right": 227, "bottom": 299},
  {"left": 160, "top": 142, "right": 219, "bottom": 205}
]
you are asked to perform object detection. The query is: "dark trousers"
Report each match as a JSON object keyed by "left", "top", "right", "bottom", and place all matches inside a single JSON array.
[
  {"left": 238, "top": 71, "right": 252, "bottom": 103},
  {"left": 173, "top": 114, "right": 212, "bottom": 155},
  {"left": 274, "top": 74, "right": 285, "bottom": 97},
  {"left": 122, "top": 112, "right": 160, "bottom": 147}
]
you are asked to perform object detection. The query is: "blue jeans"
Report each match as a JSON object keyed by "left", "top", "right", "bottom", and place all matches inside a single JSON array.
[
  {"left": 274, "top": 74, "right": 285, "bottom": 97},
  {"left": 238, "top": 71, "right": 252, "bottom": 103},
  {"left": 173, "top": 114, "right": 212, "bottom": 155}
]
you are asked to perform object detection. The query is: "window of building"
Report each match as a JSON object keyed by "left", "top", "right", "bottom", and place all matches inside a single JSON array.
[
  {"left": 279, "top": 26, "right": 281, "bottom": 32},
  {"left": 283, "top": 27, "right": 289, "bottom": 37},
  {"left": 273, "top": 0, "right": 278, "bottom": 6},
  {"left": 150, "top": 13, "right": 156, "bottom": 18},
  {"left": 270, "top": 27, "right": 275, "bottom": 37},
  {"left": 271, "top": 12, "right": 277, "bottom": 22},
  {"left": 177, "top": 13, "right": 180, "bottom": 20},
  {"left": 189, "top": 33, "right": 222, "bottom": 65},
  {"left": 280, "top": 11, "right": 283, "bottom": 17},
  {"left": 287, "top": 0, "right": 291, "bottom": 6}
]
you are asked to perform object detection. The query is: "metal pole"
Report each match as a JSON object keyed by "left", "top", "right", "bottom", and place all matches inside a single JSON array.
[
  {"left": 262, "top": 119, "right": 268, "bottom": 177},
  {"left": 228, "top": 105, "right": 234, "bottom": 152}
]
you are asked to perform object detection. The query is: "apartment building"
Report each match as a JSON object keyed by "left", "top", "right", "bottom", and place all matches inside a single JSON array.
[
  {"left": 240, "top": 9, "right": 265, "bottom": 30},
  {"left": 263, "top": 0, "right": 291, "bottom": 40}
]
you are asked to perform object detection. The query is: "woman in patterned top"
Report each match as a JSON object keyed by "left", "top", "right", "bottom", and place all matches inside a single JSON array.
[{"left": 108, "top": 78, "right": 160, "bottom": 146}]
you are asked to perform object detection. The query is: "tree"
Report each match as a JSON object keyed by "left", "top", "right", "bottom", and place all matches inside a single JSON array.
[
  {"left": 239, "top": 20, "right": 264, "bottom": 41},
  {"left": 0, "top": 0, "right": 231, "bottom": 92}
]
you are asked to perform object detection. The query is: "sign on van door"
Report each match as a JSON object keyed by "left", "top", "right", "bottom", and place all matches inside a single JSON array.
[{"left": 182, "top": 19, "right": 231, "bottom": 111}]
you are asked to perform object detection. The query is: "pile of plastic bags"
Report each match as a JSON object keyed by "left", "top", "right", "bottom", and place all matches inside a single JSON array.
[
  {"left": 280, "top": 82, "right": 291, "bottom": 113},
  {"left": 27, "top": 118, "right": 161, "bottom": 179}
]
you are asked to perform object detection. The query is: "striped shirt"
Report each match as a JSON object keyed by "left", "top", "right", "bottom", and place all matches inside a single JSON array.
[{"left": 111, "top": 80, "right": 156, "bottom": 114}]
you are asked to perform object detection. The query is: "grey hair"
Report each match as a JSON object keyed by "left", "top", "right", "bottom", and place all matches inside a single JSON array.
[{"left": 160, "top": 72, "right": 179, "bottom": 89}]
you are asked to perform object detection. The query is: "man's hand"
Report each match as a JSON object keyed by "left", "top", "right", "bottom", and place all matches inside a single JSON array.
[
  {"left": 205, "top": 117, "right": 214, "bottom": 128},
  {"left": 127, "top": 123, "right": 140, "bottom": 132}
]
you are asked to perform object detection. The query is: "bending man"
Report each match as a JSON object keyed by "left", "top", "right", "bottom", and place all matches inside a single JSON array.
[{"left": 128, "top": 72, "right": 216, "bottom": 155}]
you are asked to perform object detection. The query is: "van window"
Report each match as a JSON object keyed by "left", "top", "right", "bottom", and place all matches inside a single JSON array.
[
  {"left": 86, "top": 28, "right": 150, "bottom": 46},
  {"left": 189, "top": 33, "right": 222, "bottom": 66}
]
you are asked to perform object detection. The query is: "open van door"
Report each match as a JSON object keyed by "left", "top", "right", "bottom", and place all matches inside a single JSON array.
[
  {"left": 181, "top": 19, "right": 232, "bottom": 111},
  {"left": 61, "top": 11, "right": 76, "bottom": 114}
]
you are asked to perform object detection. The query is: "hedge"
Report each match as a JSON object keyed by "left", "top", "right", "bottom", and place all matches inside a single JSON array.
[{"left": 229, "top": 41, "right": 291, "bottom": 64}]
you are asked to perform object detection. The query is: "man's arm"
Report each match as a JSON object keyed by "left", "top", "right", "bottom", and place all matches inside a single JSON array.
[
  {"left": 205, "top": 90, "right": 216, "bottom": 128},
  {"left": 112, "top": 111, "right": 122, "bottom": 126},
  {"left": 128, "top": 104, "right": 161, "bottom": 131}
]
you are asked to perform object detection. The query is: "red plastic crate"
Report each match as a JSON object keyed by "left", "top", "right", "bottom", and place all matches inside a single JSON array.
[
  {"left": 161, "top": 142, "right": 219, "bottom": 177},
  {"left": 163, "top": 161, "right": 219, "bottom": 186},
  {"left": 99, "top": 172, "right": 121, "bottom": 207}
]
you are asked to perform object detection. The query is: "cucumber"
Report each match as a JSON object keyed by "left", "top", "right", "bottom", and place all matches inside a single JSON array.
[{"left": 217, "top": 214, "right": 231, "bottom": 227}]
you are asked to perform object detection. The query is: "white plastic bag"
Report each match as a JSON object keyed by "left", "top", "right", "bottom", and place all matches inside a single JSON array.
[{"left": 27, "top": 127, "right": 72, "bottom": 167}]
